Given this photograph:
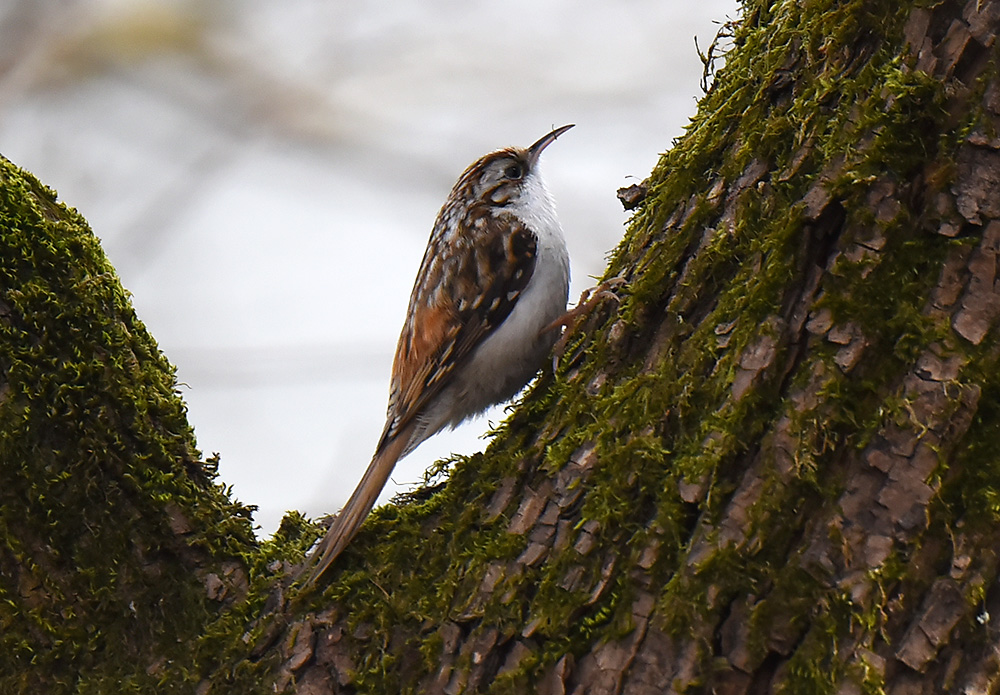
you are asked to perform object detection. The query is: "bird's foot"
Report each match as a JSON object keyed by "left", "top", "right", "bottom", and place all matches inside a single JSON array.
[{"left": 545, "top": 276, "right": 627, "bottom": 368}]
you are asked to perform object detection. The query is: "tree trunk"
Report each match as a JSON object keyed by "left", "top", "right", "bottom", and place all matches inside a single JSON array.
[{"left": 5, "top": 0, "right": 1000, "bottom": 693}]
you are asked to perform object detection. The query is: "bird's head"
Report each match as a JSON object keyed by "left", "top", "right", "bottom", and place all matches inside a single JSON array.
[{"left": 455, "top": 124, "right": 574, "bottom": 212}]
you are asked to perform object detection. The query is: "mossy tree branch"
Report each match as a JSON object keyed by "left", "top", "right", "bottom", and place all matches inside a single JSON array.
[
  {"left": 0, "top": 160, "right": 267, "bottom": 691},
  {"left": 5, "top": 0, "right": 1000, "bottom": 693}
]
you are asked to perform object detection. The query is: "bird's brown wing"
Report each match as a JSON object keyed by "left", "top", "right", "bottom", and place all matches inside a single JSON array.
[{"left": 380, "top": 210, "right": 538, "bottom": 451}]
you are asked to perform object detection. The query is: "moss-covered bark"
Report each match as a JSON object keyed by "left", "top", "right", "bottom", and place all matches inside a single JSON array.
[
  {"left": 5, "top": 0, "right": 1000, "bottom": 693},
  {"left": 0, "top": 158, "right": 270, "bottom": 692}
]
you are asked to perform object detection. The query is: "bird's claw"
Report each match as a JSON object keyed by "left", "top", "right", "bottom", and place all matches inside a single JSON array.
[{"left": 547, "top": 276, "right": 627, "bottom": 369}]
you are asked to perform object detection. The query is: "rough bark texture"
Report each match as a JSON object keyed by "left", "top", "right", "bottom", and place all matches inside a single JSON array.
[{"left": 5, "top": 0, "right": 1000, "bottom": 693}]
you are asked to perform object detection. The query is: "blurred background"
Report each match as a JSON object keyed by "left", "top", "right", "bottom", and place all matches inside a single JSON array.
[{"left": 0, "top": 0, "right": 740, "bottom": 536}]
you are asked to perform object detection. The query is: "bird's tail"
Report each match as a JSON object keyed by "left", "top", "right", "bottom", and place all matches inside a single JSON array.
[{"left": 304, "top": 431, "right": 411, "bottom": 586}]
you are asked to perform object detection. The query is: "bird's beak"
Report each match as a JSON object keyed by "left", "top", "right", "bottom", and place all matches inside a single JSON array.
[{"left": 526, "top": 124, "right": 574, "bottom": 168}]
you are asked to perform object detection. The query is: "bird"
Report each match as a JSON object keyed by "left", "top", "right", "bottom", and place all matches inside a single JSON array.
[{"left": 305, "top": 125, "right": 574, "bottom": 585}]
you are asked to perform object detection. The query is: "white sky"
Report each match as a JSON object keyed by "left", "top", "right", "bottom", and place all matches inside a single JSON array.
[{"left": 0, "top": 0, "right": 741, "bottom": 535}]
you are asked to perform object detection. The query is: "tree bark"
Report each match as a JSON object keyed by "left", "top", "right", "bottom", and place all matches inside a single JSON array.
[{"left": 5, "top": 0, "right": 1000, "bottom": 693}]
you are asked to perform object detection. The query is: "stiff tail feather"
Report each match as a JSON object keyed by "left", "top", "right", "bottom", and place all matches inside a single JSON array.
[{"left": 305, "top": 431, "right": 411, "bottom": 586}]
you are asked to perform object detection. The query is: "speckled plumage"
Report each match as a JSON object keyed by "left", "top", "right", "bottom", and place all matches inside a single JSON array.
[{"left": 306, "top": 126, "right": 573, "bottom": 585}]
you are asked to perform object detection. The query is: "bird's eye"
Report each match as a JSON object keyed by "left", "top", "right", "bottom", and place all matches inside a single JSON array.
[{"left": 504, "top": 163, "right": 523, "bottom": 180}]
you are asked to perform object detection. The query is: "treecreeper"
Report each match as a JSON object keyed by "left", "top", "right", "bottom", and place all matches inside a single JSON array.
[{"left": 305, "top": 125, "right": 575, "bottom": 585}]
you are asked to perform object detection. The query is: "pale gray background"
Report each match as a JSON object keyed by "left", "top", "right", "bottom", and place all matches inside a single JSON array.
[{"left": 0, "top": 0, "right": 740, "bottom": 535}]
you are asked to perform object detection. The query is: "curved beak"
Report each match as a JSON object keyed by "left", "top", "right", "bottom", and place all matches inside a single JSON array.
[{"left": 526, "top": 124, "right": 574, "bottom": 168}]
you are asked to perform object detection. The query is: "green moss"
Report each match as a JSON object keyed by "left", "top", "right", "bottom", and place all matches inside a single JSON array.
[{"left": 0, "top": 156, "right": 259, "bottom": 692}]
